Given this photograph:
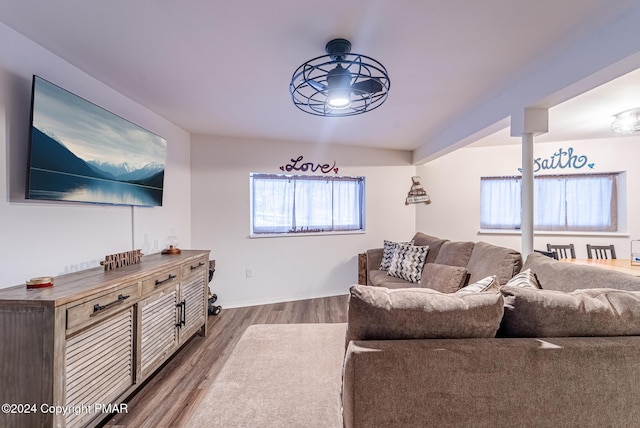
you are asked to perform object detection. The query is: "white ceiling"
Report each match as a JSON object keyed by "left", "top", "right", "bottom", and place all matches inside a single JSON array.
[
  {"left": 471, "top": 67, "right": 640, "bottom": 147},
  {"left": 1, "top": 1, "right": 639, "bottom": 157}
]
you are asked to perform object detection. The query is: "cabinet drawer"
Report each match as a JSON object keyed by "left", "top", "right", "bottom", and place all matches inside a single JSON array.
[
  {"left": 66, "top": 283, "right": 140, "bottom": 331},
  {"left": 182, "top": 256, "right": 208, "bottom": 279},
  {"left": 141, "top": 267, "right": 181, "bottom": 296}
]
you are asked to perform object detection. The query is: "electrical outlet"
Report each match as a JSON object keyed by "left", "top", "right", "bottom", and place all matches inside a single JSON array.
[{"left": 245, "top": 268, "right": 253, "bottom": 278}]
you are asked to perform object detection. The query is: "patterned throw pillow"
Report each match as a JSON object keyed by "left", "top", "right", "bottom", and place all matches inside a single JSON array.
[
  {"left": 379, "top": 240, "right": 412, "bottom": 271},
  {"left": 456, "top": 275, "right": 499, "bottom": 294},
  {"left": 505, "top": 268, "right": 542, "bottom": 289},
  {"left": 387, "top": 243, "right": 429, "bottom": 283}
]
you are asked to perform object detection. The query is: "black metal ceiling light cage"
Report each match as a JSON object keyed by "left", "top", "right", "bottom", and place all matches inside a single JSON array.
[{"left": 289, "top": 38, "right": 390, "bottom": 117}]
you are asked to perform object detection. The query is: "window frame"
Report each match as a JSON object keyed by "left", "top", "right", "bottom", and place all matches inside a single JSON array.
[{"left": 249, "top": 173, "right": 366, "bottom": 237}]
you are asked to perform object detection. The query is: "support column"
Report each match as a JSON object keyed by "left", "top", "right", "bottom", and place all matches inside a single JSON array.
[
  {"left": 521, "top": 133, "right": 534, "bottom": 257},
  {"left": 511, "top": 108, "right": 548, "bottom": 258}
]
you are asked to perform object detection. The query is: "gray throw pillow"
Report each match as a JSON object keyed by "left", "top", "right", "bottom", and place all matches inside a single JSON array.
[
  {"left": 500, "top": 286, "right": 640, "bottom": 337},
  {"left": 420, "top": 263, "right": 468, "bottom": 293},
  {"left": 345, "top": 284, "right": 504, "bottom": 348}
]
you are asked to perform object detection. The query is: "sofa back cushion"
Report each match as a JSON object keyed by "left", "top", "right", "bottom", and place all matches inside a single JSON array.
[
  {"left": 345, "top": 285, "right": 504, "bottom": 348},
  {"left": 433, "top": 241, "right": 475, "bottom": 267},
  {"left": 411, "top": 233, "right": 448, "bottom": 264},
  {"left": 500, "top": 286, "right": 640, "bottom": 337},
  {"left": 522, "top": 252, "right": 640, "bottom": 292},
  {"left": 467, "top": 241, "right": 522, "bottom": 286}
]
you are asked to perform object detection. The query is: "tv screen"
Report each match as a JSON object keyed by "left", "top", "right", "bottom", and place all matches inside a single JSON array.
[{"left": 26, "top": 75, "right": 167, "bottom": 207}]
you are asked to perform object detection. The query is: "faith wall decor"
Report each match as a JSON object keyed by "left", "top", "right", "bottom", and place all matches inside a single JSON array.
[{"left": 517, "top": 147, "right": 594, "bottom": 173}]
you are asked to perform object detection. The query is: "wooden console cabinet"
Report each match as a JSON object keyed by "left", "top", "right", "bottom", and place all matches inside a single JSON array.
[{"left": 0, "top": 250, "right": 210, "bottom": 428}]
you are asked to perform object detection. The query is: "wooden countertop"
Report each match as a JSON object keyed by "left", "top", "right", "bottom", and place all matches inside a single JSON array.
[
  {"left": 0, "top": 250, "right": 210, "bottom": 307},
  {"left": 559, "top": 258, "right": 640, "bottom": 277}
]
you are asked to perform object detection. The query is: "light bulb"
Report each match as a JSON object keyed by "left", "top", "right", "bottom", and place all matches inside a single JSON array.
[{"left": 327, "top": 94, "right": 352, "bottom": 109}]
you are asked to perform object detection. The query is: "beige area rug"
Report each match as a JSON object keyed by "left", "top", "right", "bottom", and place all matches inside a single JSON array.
[{"left": 189, "top": 323, "right": 347, "bottom": 428}]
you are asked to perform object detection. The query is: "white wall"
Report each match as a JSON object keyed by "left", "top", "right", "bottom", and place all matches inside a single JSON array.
[
  {"left": 191, "top": 135, "right": 416, "bottom": 308},
  {"left": 0, "top": 22, "right": 192, "bottom": 288},
  {"left": 416, "top": 137, "right": 640, "bottom": 259}
]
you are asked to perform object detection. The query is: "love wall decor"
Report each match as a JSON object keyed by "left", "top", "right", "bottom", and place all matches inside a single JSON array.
[
  {"left": 280, "top": 155, "right": 339, "bottom": 174},
  {"left": 517, "top": 147, "right": 595, "bottom": 173}
]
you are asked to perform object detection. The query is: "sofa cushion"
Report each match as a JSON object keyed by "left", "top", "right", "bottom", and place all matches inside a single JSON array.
[
  {"left": 411, "top": 233, "right": 448, "bottom": 264},
  {"left": 368, "top": 270, "right": 416, "bottom": 289},
  {"left": 420, "top": 263, "right": 468, "bottom": 293},
  {"left": 522, "top": 252, "right": 640, "bottom": 292},
  {"left": 345, "top": 285, "right": 504, "bottom": 348},
  {"left": 387, "top": 243, "right": 429, "bottom": 283},
  {"left": 456, "top": 275, "right": 499, "bottom": 294},
  {"left": 433, "top": 241, "right": 475, "bottom": 267},
  {"left": 505, "top": 268, "right": 541, "bottom": 289},
  {"left": 500, "top": 286, "right": 640, "bottom": 337},
  {"left": 466, "top": 241, "right": 522, "bottom": 286}
]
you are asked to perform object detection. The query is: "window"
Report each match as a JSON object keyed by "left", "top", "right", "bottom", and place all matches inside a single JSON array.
[
  {"left": 480, "top": 173, "right": 618, "bottom": 232},
  {"left": 250, "top": 173, "right": 365, "bottom": 235}
]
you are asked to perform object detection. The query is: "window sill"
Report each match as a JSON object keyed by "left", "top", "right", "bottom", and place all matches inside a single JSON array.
[
  {"left": 249, "top": 230, "right": 366, "bottom": 239},
  {"left": 478, "top": 229, "right": 630, "bottom": 238}
]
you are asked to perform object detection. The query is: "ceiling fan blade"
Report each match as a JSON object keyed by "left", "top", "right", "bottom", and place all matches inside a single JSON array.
[
  {"left": 352, "top": 78, "right": 383, "bottom": 94},
  {"left": 305, "top": 79, "right": 327, "bottom": 92}
]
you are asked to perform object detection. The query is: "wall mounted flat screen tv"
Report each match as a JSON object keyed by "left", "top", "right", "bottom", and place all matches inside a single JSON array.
[{"left": 26, "top": 75, "right": 167, "bottom": 207}]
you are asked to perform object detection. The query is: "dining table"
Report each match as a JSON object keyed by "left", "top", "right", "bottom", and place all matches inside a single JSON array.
[{"left": 559, "top": 258, "right": 640, "bottom": 277}]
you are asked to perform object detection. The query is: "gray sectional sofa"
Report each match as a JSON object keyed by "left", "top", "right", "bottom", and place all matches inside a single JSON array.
[
  {"left": 365, "top": 232, "right": 523, "bottom": 290},
  {"left": 343, "top": 250, "right": 640, "bottom": 427}
]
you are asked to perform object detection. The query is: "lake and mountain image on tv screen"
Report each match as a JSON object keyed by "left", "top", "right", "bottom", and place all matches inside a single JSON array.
[{"left": 27, "top": 76, "right": 167, "bottom": 207}]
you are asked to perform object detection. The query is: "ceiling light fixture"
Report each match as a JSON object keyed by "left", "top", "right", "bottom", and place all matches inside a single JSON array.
[
  {"left": 611, "top": 107, "right": 640, "bottom": 134},
  {"left": 289, "top": 38, "right": 390, "bottom": 117}
]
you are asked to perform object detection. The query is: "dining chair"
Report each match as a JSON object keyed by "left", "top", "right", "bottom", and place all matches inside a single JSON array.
[
  {"left": 546, "top": 243, "right": 576, "bottom": 259},
  {"left": 586, "top": 244, "right": 617, "bottom": 259},
  {"left": 534, "top": 249, "right": 558, "bottom": 260}
]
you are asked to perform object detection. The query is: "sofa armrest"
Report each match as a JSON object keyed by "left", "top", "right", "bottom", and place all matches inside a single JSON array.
[
  {"left": 342, "top": 337, "right": 640, "bottom": 427},
  {"left": 365, "top": 248, "right": 383, "bottom": 272}
]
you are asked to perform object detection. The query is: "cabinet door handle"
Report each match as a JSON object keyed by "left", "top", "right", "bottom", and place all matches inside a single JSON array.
[
  {"left": 155, "top": 274, "right": 177, "bottom": 286},
  {"left": 175, "top": 300, "right": 186, "bottom": 327},
  {"left": 92, "top": 294, "right": 129, "bottom": 316},
  {"left": 190, "top": 262, "right": 205, "bottom": 270}
]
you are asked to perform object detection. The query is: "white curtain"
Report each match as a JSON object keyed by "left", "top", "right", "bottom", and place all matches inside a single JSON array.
[
  {"left": 534, "top": 176, "right": 566, "bottom": 230},
  {"left": 481, "top": 173, "right": 617, "bottom": 232},
  {"left": 565, "top": 175, "right": 616, "bottom": 231},
  {"left": 252, "top": 177, "right": 294, "bottom": 233},
  {"left": 251, "top": 174, "right": 364, "bottom": 234},
  {"left": 332, "top": 180, "right": 363, "bottom": 230},
  {"left": 480, "top": 177, "right": 521, "bottom": 229},
  {"left": 294, "top": 179, "right": 332, "bottom": 229}
]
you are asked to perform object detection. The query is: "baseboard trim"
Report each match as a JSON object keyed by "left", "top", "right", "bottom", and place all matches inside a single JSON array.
[{"left": 220, "top": 290, "right": 350, "bottom": 309}]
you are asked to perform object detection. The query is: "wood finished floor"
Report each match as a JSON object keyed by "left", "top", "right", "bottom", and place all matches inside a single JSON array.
[{"left": 102, "top": 294, "right": 349, "bottom": 427}]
